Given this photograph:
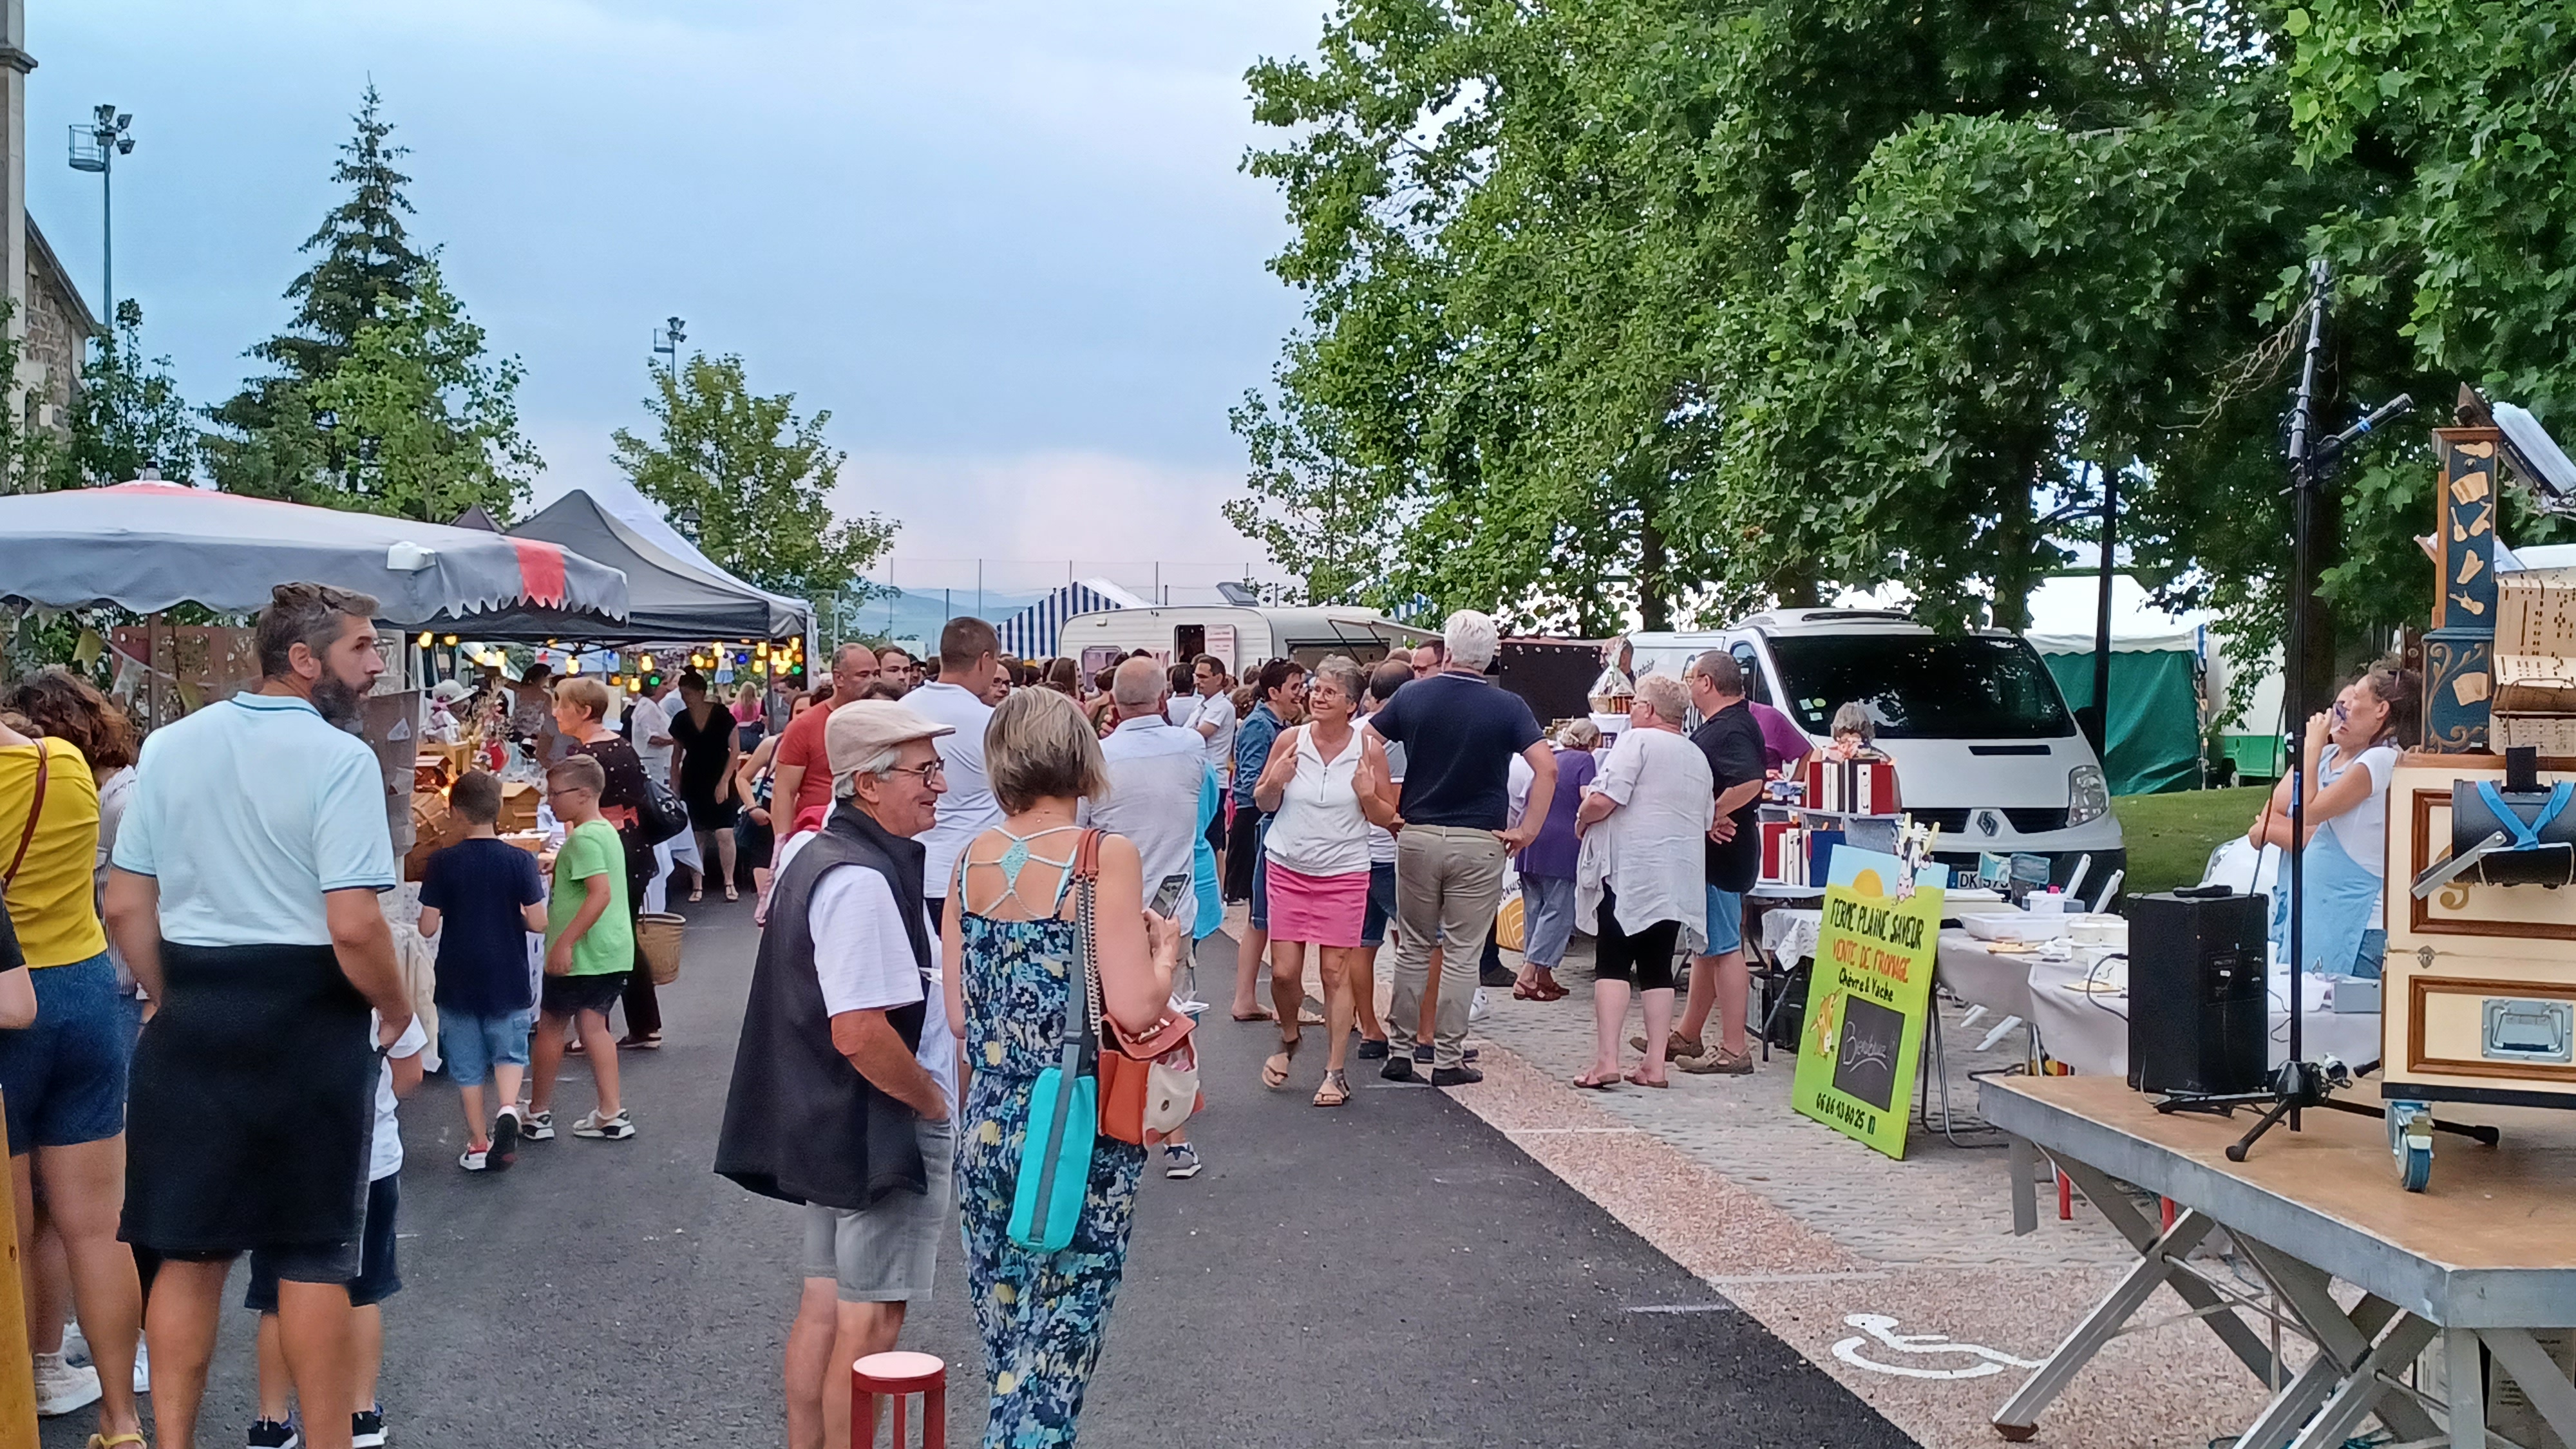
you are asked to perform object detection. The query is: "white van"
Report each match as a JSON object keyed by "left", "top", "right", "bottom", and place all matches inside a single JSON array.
[
  {"left": 1054, "top": 606, "right": 1434, "bottom": 676},
  {"left": 1633, "top": 609, "right": 2124, "bottom": 891}
]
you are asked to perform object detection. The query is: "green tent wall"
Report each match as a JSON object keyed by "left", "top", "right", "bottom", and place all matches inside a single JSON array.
[{"left": 2042, "top": 650, "right": 2202, "bottom": 797}]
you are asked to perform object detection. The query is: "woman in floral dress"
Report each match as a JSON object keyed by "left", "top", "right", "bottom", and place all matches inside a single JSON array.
[{"left": 943, "top": 688, "right": 1180, "bottom": 1448}]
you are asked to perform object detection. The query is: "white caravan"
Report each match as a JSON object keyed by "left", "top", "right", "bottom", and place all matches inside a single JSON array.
[{"left": 1054, "top": 606, "right": 1435, "bottom": 676}]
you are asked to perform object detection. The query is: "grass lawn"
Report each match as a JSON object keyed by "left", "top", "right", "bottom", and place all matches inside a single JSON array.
[{"left": 2114, "top": 786, "right": 2268, "bottom": 895}]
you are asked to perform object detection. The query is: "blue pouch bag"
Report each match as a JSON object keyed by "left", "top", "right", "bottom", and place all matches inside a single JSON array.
[{"left": 1007, "top": 829, "right": 1104, "bottom": 1252}]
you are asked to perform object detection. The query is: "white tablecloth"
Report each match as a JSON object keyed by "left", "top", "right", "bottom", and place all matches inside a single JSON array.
[
  {"left": 1935, "top": 931, "right": 2039, "bottom": 1021},
  {"left": 1937, "top": 931, "right": 2382, "bottom": 1077},
  {"left": 1759, "top": 907, "right": 1824, "bottom": 966}
]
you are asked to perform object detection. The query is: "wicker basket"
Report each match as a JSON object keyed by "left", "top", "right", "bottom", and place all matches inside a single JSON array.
[{"left": 635, "top": 912, "right": 685, "bottom": 987}]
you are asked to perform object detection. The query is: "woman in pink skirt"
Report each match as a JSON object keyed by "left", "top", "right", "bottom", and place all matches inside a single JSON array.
[{"left": 1251, "top": 656, "right": 1398, "bottom": 1106}]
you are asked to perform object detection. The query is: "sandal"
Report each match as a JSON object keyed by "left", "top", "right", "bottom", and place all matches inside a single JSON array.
[
  {"left": 1572, "top": 1069, "right": 1622, "bottom": 1090},
  {"left": 1313, "top": 1068, "right": 1350, "bottom": 1107},
  {"left": 88, "top": 1435, "right": 147, "bottom": 1449},
  {"left": 1261, "top": 1034, "right": 1301, "bottom": 1089},
  {"left": 1624, "top": 1066, "right": 1672, "bottom": 1089},
  {"left": 724, "top": 884, "right": 740, "bottom": 902},
  {"left": 1231, "top": 1008, "right": 1277, "bottom": 1023},
  {"left": 688, "top": 887, "right": 704, "bottom": 904}
]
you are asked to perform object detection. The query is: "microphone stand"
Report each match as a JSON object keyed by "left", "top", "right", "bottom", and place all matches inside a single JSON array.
[{"left": 2150, "top": 264, "right": 2463, "bottom": 1162}]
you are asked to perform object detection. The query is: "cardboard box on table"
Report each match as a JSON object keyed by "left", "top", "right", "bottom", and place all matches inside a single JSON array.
[{"left": 2382, "top": 751, "right": 2576, "bottom": 1112}]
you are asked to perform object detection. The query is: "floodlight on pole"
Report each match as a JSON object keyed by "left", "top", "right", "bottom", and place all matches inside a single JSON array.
[
  {"left": 652, "top": 316, "right": 687, "bottom": 375},
  {"left": 68, "top": 104, "right": 135, "bottom": 343}
]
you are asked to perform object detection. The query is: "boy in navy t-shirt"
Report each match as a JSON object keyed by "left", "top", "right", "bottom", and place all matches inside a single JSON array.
[{"left": 415, "top": 771, "right": 547, "bottom": 1171}]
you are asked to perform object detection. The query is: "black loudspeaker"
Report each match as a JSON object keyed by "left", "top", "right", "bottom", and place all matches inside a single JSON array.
[{"left": 2126, "top": 890, "right": 2269, "bottom": 1095}]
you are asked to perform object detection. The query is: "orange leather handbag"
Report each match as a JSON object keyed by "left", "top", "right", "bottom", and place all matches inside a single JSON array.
[{"left": 1072, "top": 831, "right": 1203, "bottom": 1146}]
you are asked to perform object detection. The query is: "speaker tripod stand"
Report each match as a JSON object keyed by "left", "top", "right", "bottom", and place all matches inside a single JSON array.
[{"left": 2154, "top": 1057, "right": 2499, "bottom": 1164}]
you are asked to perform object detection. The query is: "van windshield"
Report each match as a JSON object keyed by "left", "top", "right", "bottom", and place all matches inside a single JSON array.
[{"left": 1766, "top": 634, "right": 2074, "bottom": 740}]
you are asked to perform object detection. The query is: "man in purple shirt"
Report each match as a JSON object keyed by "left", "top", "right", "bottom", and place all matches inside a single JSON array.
[{"left": 1748, "top": 698, "right": 1814, "bottom": 775}]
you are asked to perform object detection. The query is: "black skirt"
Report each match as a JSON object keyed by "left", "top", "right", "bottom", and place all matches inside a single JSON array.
[{"left": 122, "top": 942, "right": 375, "bottom": 1256}]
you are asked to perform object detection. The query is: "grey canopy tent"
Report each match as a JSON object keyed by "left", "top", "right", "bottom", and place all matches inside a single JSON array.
[
  {"left": 0, "top": 482, "right": 628, "bottom": 628},
  {"left": 486, "top": 484, "right": 810, "bottom": 643}
]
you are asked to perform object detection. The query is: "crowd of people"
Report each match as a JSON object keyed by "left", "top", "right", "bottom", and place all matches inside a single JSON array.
[{"left": 1, "top": 578, "right": 2197, "bottom": 1449}]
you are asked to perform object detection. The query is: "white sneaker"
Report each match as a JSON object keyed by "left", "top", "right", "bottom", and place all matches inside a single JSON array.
[
  {"left": 1468, "top": 986, "right": 1492, "bottom": 1023},
  {"left": 571, "top": 1108, "right": 634, "bottom": 1141},
  {"left": 33, "top": 1350, "right": 101, "bottom": 1417},
  {"left": 60, "top": 1318, "right": 88, "bottom": 1367},
  {"left": 133, "top": 1337, "right": 149, "bottom": 1394}
]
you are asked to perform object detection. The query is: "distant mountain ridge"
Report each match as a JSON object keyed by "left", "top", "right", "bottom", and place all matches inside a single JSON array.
[{"left": 833, "top": 585, "right": 1052, "bottom": 648}]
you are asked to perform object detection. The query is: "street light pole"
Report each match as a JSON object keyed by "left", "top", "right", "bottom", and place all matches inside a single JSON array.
[
  {"left": 652, "top": 316, "right": 687, "bottom": 377},
  {"left": 68, "top": 104, "right": 133, "bottom": 343}
]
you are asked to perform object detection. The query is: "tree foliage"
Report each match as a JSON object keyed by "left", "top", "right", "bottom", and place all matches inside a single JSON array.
[
  {"left": 62, "top": 300, "right": 199, "bottom": 486},
  {"left": 204, "top": 85, "right": 538, "bottom": 520},
  {"left": 611, "top": 354, "right": 896, "bottom": 606},
  {"left": 1238, "top": 0, "right": 2576, "bottom": 666}
]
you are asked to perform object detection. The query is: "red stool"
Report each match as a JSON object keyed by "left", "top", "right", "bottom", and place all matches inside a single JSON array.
[{"left": 852, "top": 1350, "right": 947, "bottom": 1448}]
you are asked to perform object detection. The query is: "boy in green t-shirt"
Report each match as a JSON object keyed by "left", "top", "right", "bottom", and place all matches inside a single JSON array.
[{"left": 527, "top": 753, "right": 638, "bottom": 1142}]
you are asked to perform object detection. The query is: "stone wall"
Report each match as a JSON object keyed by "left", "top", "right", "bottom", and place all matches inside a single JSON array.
[{"left": 21, "top": 226, "right": 88, "bottom": 437}]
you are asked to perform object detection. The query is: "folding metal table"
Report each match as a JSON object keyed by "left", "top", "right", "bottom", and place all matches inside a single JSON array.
[{"left": 1979, "top": 1074, "right": 2576, "bottom": 1448}]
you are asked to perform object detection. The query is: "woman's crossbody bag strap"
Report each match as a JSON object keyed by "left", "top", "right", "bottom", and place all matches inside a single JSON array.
[
  {"left": 1015, "top": 829, "right": 1104, "bottom": 1250},
  {"left": 3, "top": 741, "right": 49, "bottom": 888}
]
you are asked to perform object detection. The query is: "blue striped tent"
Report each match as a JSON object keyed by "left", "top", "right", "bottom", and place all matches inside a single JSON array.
[{"left": 996, "top": 579, "right": 1146, "bottom": 659}]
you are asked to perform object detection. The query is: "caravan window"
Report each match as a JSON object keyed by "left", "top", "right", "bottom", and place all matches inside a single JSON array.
[{"left": 1767, "top": 634, "right": 2073, "bottom": 739}]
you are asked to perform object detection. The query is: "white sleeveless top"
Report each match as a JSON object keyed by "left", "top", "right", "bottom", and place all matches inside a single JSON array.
[{"left": 1264, "top": 724, "right": 1371, "bottom": 876}]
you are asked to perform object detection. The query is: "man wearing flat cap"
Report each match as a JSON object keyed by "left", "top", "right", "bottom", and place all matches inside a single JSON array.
[{"left": 715, "top": 701, "right": 958, "bottom": 1449}]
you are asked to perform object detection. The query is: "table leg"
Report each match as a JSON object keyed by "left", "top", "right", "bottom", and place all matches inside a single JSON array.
[
  {"left": 2483, "top": 1328, "right": 2576, "bottom": 1449},
  {"left": 2283, "top": 1311, "right": 2438, "bottom": 1449},
  {"left": 2055, "top": 1159, "right": 2277, "bottom": 1381},
  {"left": 2232, "top": 1242, "right": 2445, "bottom": 1448},
  {"left": 2219, "top": 1265, "right": 2369, "bottom": 1449},
  {"left": 1991, "top": 1205, "right": 2226, "bottom": 1437},
  {"left": 2446, "top": 1328, "right": 2487, "bottom": 1449},
  {"left": 2008, "top": 1135, "right": 2038, "bottom": 1236}
]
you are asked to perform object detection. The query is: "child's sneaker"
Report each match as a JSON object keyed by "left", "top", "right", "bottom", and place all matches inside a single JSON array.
[
  {"left": 519, "top": 1108, "right": 554, "bottom": 1142},
  {"left": 458, "top": 1145, "right": 491, "bottom": 1171},
  {"left": 352, "top": 1403, "right": 387, "bottom": 1448},
  {"left": 570, "top": 1108, "right": 634, "bottom": 1141},
  {"left": 246, "top": 1416, "right": 301, "bottom": 1448},
  {"left": 489, "top": 1106, "right": 522, "bottom": 1171},
  {"left": 1162, "top": 1143, "right": 1202, "bottom": 1179}
]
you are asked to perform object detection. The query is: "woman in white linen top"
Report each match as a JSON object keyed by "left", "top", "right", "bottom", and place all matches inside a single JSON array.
[{"left": 1573, "top": 673, "right": 1713, "bottom": 1088}]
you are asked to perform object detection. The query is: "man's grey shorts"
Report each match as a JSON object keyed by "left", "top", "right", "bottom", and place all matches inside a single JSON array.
[{"left": 802, "top": 1119, "right": 955, "bottom": 1303}]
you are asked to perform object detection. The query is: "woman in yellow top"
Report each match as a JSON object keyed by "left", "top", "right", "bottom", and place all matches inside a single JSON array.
[{"left": 0, "top": 709, "right": 144, "bottom": 1448}]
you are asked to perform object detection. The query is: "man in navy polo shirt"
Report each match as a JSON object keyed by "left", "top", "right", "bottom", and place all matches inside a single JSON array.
[{"left": 1363, "top": 611, "right": 1556, "bottom": 1084}]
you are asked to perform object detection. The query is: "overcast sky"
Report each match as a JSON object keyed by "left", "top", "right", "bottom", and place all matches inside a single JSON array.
[{"left": 25, "top": 1, "right": 1320, "bottom": 593}]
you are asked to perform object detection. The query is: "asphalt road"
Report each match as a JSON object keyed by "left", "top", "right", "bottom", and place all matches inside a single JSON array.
[{"left": 48, "top": 897, "right": 1915, "bottom": 1448}]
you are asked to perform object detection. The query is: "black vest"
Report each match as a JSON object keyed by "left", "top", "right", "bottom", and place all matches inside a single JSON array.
[{"left": 714, "top": 804, "right": 932, "bottom": 1209}]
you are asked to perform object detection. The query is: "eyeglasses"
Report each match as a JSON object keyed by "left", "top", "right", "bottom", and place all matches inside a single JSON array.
[{"left": 884, "top": 760, "right": 946, "bottom": 785}]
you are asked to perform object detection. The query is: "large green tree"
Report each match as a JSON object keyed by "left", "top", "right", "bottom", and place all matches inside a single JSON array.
[
  {"left": 204, "top": 85, "right": 538, "bottom": 519},
  {"left": 611, "top": 354, "right": 895, "bottom": 605},
  {"left": 1235, "top": 0, "right": 2528, "bottom": 682}
]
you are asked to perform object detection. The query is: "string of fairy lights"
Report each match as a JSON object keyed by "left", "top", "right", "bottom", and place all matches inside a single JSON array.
[{"left": 410, "top": 632, "right": 810, "bottom": 692}]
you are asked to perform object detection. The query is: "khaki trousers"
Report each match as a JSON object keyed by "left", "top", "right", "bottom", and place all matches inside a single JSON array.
[{"left": 1386, "top": 825, "right": 1506, "bottom": 1069}]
